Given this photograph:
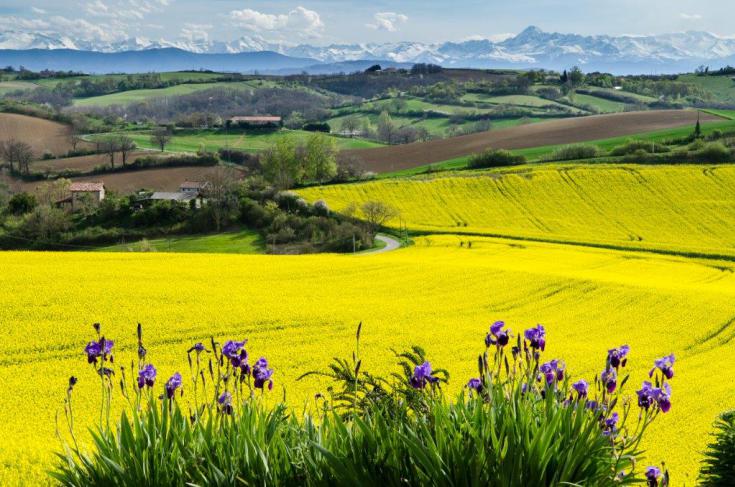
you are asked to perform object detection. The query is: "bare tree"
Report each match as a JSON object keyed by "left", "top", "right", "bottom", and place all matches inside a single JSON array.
[
  {"left": 100, "top": 136, "right": 120, "bottom": 168},
  {"left": 150, "top": 127, "right": 172, "bottom": 152},
  {"left": 35, "top": 178, "right": 72, "bottom": 206},
  {"left": 0, "top": 139, "right": 34, "bottom": 174},
  {"left": 68, "top": 114, "right": 89, "bottom": 153},
  {"left": 339, "top": 115, "right": 360, "bottom": 136},
  {"left": 202, "top": 166, "right": 240, "bottom": 231},
  {"left": 117, "top": 135, "right": 136, "bottom": 166},
  {"left": 360, "top": 200, "right": 398, "bottom": 236},
  {"left": 68, "top": 131, "right": 84, "bottom": 152}
]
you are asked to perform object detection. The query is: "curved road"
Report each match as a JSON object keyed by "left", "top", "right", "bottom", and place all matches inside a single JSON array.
[{"left": 361, "top": 234, "right": 401, "bottom": 255}]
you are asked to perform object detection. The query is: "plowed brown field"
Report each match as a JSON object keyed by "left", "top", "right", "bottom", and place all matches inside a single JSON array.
[
  {"left": 344, "top": 110, "right": 721, "bottom": 172},
  {"left": 0, "top": 113, "right": 76, "bottom": 156},
  {"left": 42, "top": 166, "right": 242, "bottom": 193},
  {"left": 32, "top": 152, "right": 150, "bottom": 173}
]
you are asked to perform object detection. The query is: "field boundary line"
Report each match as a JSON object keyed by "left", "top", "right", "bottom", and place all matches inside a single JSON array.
[{"left": 408, "top": 229, "right": 735, "bottom": 263}]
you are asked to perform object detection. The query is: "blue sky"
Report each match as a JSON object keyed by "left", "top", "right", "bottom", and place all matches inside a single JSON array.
[{"left": 0, "top": 0, "right": 732, "bottom": 45}]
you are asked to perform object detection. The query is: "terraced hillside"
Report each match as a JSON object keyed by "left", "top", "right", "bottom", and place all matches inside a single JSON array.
[{"left": 299, "top": 164, "right": 735, "bottom": 258}]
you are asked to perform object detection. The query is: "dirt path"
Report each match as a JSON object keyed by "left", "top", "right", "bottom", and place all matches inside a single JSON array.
[{"left": 344, "top": 110, "right": 721, "bottom": 172}]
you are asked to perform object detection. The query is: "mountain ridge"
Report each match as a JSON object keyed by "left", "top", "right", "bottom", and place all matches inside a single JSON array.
[{"left": 2, "top": 26, "right": 735, "bottom": 74}]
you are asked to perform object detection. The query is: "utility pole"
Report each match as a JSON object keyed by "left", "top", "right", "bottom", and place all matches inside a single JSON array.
[{"left": 353, "top": 233, "right": 356, "bottom": 253}]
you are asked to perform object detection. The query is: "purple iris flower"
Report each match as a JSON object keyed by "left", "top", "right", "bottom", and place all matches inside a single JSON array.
[
  {"left": 188, "top": 342, "right": 207, "bottom": 354},
  {"left": 572, "top": 379, "right": 588, "bottom": 398},
  {"left": 84, "top": 338, "right": 114, "bottom": 364},
  {"left": 68, "top": 376, "right": 78, "bottom": 390},
  {"left": 485, "top": 321, "right": 511, "bottom": 347},
  {"left": 222, "top": 340, "right": 247, "bottom": 365},
  {"left": 649, "top": 354, "right": 675, "bottom": 380},
  {"left": 467, "top": 378, "right": 483, "bottom": 393},
  {"left": 524, "top": 325, "right": 546, "bottom": 351},
  {"left": 607, "top": 345, "right": 630, "bottom": 369},
  {"left": 539, "top": 360, "right": 565, "bottom": 384},
  {"left": 602, "top": 412, "right": 619, "bottom": 436},
  {"left": 637, "top": 381, "right": 672, "bottom": 413},
  {"left": 654, "top": 383, "right": 672, "bottom": 413},
  {"left": 165, "top": 372, "right": 182, "bottom": 399},
  {"left": 601, "top": 368, "right": 617, "bottom": 394},
  {"left": 252, "top": 357, "right": 274, "bottom": 390},
  {"left": 98, "top": 367, "right": 114, "bottom": 378},
  {"left": 645, "top": 466, "right": 662, "bottom": 487},
  {"left": 137, "top": 364, "right": 157, "bottom": 389},
  {"left": 218, "top": 391, "right": 233, "bottom": 414},
  {"left": 637, "top": 381, "right": 655, "bottom": 410},
  {"left": 410, "top": 361, "right": 439, "bottom": 389}
]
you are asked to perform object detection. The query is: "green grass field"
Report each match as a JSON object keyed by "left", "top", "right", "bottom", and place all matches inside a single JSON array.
[
  {"left": 583, "top": 87, "right": 658, "bottom": 103},
  {"left": 703, "top": 109, "right": 735, "bottom": 120},
  {"left": 97, "top": 230, "right": 264, "bottom": 254},
  {"left": 34, "top": 71, "right": 226, "bottom": 88},
  {"left": 73, "top": 81, "right": 266, "bottom": 107},
  {"left": 328, "top": 109, "right": 553, "bottom": 138},
  {"left": 0, "top": 81, "right": 38, "bottom": 96},
  {"left": 678, "top": 74, "right": 735, "bottom": 104},
  {"left": 108, "top": 129, "right": 382, "bottom": 153},
  {"left": 477, "top": 95, "right": 579, "bottom": 111},
  {"left": 570, "top": 93, "right": 626, "bottom": 113}
]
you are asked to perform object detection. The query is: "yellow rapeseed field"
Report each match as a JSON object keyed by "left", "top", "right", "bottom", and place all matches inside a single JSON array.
[
  {"left": 1, "top": 235, "right": 735, "bottom": 484},
  {"left": 298, "top": 164, "right": 735, "bottom": 258}
]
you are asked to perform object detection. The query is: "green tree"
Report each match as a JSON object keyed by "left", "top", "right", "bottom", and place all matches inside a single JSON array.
[
  {"left": 21, "top": 205, "right": 72, "bottom": 241},
  {"left": 7, "top": 192, "right": 37, "bottom": 215},
  {"left": 339, "top": 115, "right": 361, "bottom": 136},
  {"left": 694, "top": 114, "right": 703, "bottom": 139},
  {"left": 376, "top": 111, "right": 395, "bottom": 144},
  {"left": 261, "top": 137, "right": 302, "bottom": 189},
  {"left": 304, "top": 133, "right": 338, "bottom": 183},
  {"left": 569, "top": 66, "right": 585, "bottom": 87},
  {"left": 150, "top": 127, "right": 172, "bottom": 152}
]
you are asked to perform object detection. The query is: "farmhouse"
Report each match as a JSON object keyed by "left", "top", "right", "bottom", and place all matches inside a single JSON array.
[
  {"left": 56, "top": 182, "right": 106, "bottom": 210},
  {"left": 227, "top": 116, "right": 282, "bottom": 128},
  {"left": 147, "top": 191, "right": 202, "bottom": 208},
  {"left": 146, "top": 181, "right": 208, "bottom": 208}
]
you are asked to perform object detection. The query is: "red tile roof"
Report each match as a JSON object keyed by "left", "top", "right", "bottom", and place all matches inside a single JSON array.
[{"left": 70, "top": 182, "right": 104, "bottom": 192}]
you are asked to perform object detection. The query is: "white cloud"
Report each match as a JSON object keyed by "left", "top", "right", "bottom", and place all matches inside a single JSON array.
[
  {"left": 180, "top": 22, "right": 212, "bottom": 42},
  {"left": 0, "top": 13, "right": 130, "bottom": 44},
  {"left": 230, "top": 6, "right": 324, "bottom": 38},
  {"left": 85, "top": 0, "right": 110, "bottom": 16},
  {"left": 461, "top": 33, "right": 514, "bottom": 42},
  {"left": 680, "top": 13, "right": 703, "bottom": 20},
  {"left": 31, "top": 7, "right": 47, "bottom": 15},
  {"left": 84, "top": 0, "right": 171, "bottom": 20},
  {"left": 366, "top": 12, "right": 408, "bottom": 32}
]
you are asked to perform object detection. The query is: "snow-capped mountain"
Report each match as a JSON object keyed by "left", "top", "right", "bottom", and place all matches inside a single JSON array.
[{"left": 3, "top": 26, "right": 735, "bottom": 73}]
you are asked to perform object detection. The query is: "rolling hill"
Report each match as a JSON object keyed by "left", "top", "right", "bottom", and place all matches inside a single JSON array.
[
  {"left": 298, "top": 163, "right": 735, "bottom": 259},
  {"left": 342, "top": 110, "right": 723, "bottom": 172}
]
